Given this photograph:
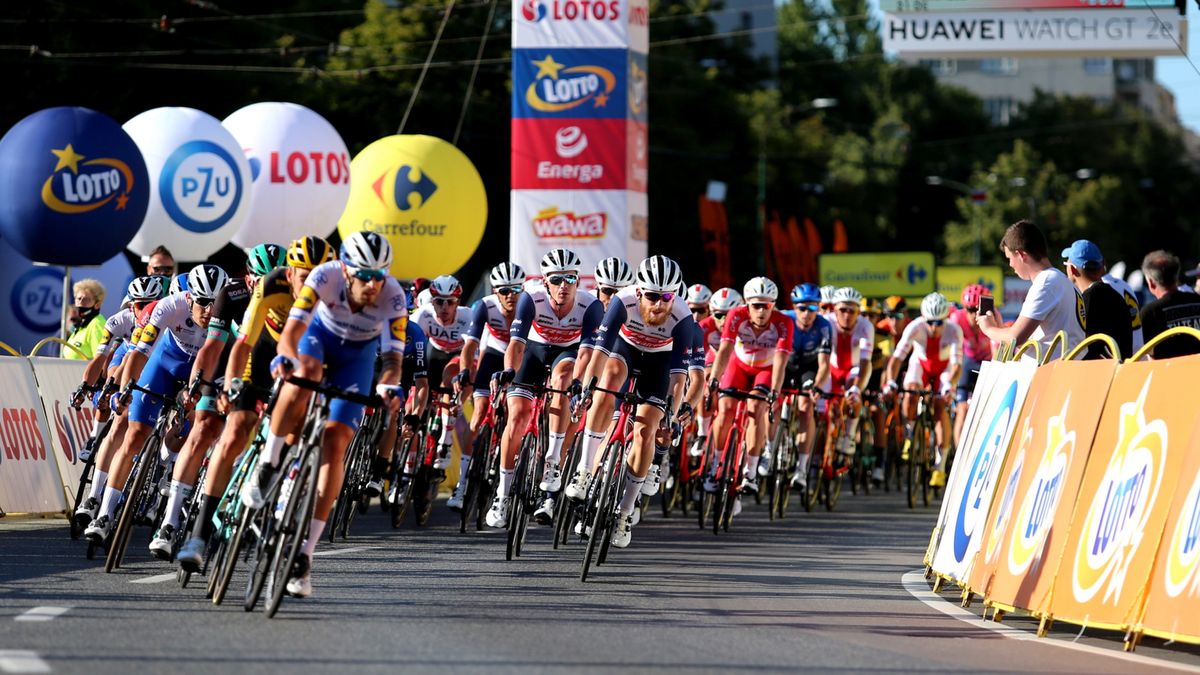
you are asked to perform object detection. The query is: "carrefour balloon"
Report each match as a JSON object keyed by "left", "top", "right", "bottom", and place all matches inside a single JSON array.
[
  {"left": 222, "top": 102, "right": 351, "bottom": 247},
  {"left": 123, "top": 107, "right": 252, "bottom": 260},
  {"left": 338, "top": 135, "right": 486, "bottom": 279},
  {"left": 0, "top": 107, "right": 149, "bottom": 265}
]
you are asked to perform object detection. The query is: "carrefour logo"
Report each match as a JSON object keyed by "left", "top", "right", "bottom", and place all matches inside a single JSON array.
[
  {"left": 1072, "top": 377, "right": 1166, "bottom": 605},
  {"left": 1008, "top": 396, "right": 1074, "bottom": 576},
  {"left": 525, "top": 54, "right": 617, "bottom": 113},
  {"left": 372, "top": 165, "right": 438, "bottom": 211},
  {"left": 952, "top": 380, "right": 1018, "bottom": 563},
  {"left": 899, "top": 263, "right": 929, "bottom": 285},
  {"left": 1164, "top": 468, "right": 1200, "bottom": 598},
  {"left": 159, "top": 140, "right": 244, "bottom": 234},
  {"left": 40, "top": 143, "right": 136, "bottom": 215}
]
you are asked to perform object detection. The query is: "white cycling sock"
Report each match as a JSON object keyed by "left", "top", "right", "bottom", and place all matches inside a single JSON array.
[
  {"left": 498, "top": 469, "right": 515, "bottom": 498},
  {"left": 578, "top": 429, "right": 606, "bottom": 473},
  {"left": 904, "top": 422, "right": 914, "bottom": 440},
  {"left": 91, "top": 418, "right": 103, "bottom": 435},
  {"left": 744, "top": 454, "right": 759, "bottom": 477},
  {"left": 619, "top": 474, "right": 646, "bottom": 515},
  {"left": 795, "top": 454, "right": 809, "bottom": 476},
  {"left": 936, "top": 448, "right": 949, "bottom": 471},
  {"left": 263, "top": 431, "right": 286, "bottom": 467},
  {"left": 546, "top": 431, "right": 566, "bottom": 465},
  {"left": 438, "top": 410, "right": 454, "bottom": 447},
  {"left": 100, "top": 486, "right": 122, "bottom": 519},
  {"left": 697, "top": 415, "right": 711, "bottom": 437},
  {"left": 163, "top": 481, "right": 193, "bottom": 529},
  {"left": 88, "top": 470, "right": 108, "bottom": 501},
  {"left": 455, "top": 457, "right": 471, "bottom": 490},
  {"left": 301, "top": 519, "right": 325, "bottom": 558}
]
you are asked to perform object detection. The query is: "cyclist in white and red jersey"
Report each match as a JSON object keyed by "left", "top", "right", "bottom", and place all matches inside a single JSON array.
[
  {"left": 692, "top": 287, "right": 739, "bottom": 451},
  {"left": 950, "top": 284, "right": 998, "bottom": 448},
  {"left": 822, "top": 287, "right": 874, "bottom": 456},
  {"left": 708, "top": 277, "right": 792, "bottom": 496},
  {"left": 486, "top": 248, "right": 603, "bottom": 528},
  {"left": 883, "top": 292, "right": 963, "bottom": 488},
  {"left": 409, "top": 274, "right": 473, "bottom": 471}
]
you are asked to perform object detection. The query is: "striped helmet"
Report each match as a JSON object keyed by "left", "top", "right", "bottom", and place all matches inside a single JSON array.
[
  {"left": 540, "top": 248, "right": 582, "bottom": 276},
  {"left": 246, "top": 243, "right": 287, "bottom": 277},
  {"left": 127, "top": 275, "right": 167, "bottom": 302},
  {"left": 287, "top": 236, "right": 335, "bottom": 270},
  {"left": 489, "top": 262, "right": 526, "bottom": 288},
  {"left": 187, "top": 264, "right": 229, "bottom": 301},
  {"left": 636, "top": 256, "right": 683, "bottom": 293},
  {"left": 594, "top": 257, "right": 634, "bottom": 288}
]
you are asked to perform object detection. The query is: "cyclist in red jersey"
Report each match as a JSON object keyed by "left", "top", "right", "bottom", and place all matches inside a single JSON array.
[
  {"left": 951, "top": 284, "right": 999, "bottom": 448},
  {"left": 695, "top": 287, "right": 742, "bottom": 448},
  {"left": 707, "top": 277, "right": 792, "bottom": 496},
  {"left": 822, "top": 287, "right": 874, "bottom": 455}
]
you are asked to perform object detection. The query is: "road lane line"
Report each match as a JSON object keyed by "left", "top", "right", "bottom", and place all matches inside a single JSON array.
[
  {"left": 14, "top": 607, "right": 70, "bottom": 622},
  {"left": 902, "top": 571, "right": 1200, "bottom": 673},
  {"left": 312, "top": 546, "right": 377, "bottom": 557},
  {"left": 130, "top": 573, "right": 177, "bottom": 584},
  {"left": 0, "top": 650, "right": 50, "bottom": 673}
]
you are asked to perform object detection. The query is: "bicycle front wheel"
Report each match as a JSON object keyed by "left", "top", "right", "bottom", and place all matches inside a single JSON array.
[{"left": 265, "top": 451, "right": 318, "bottom": 619}]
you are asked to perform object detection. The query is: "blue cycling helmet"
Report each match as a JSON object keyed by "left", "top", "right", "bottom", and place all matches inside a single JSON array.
[
  {"left": 169, "top": 273, "right": 189, "bottom": 295},
  {"left": 791, "top": 283, "right": 821, "bottom": 305}
]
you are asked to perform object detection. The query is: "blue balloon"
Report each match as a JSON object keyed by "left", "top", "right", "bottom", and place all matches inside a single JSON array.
[{"left": 0, "top": 107, "right": 149, "bottom": 265}]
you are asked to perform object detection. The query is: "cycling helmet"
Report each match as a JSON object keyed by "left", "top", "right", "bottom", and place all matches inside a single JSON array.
[
  {"left": 861, "top": 297, "right": 882, "bottom": 314},
  {"left": 636, "top": 256, "right": 683, "bottom": 293},
  {"left": 710, "top": 287, "right": 744, "bottom": 312},
  {"left": 429, "top": 274, "right": 463, "bottom": 298},
  {"left": 127, "top": 276, "right": 166, "bottom": 302},
  {"left": 743, "top": 276, "right": 779, "bottom": 302},
  {"left": 921, "top": 292, "right": 951, "bottom": 321},
  {"left": 961, "top": 283, "right": 988, "bottom": 310},
  {"left": 686, "top": 284, "right": 713, "bottom": 306},
  {"left": 594, "top": 257, "right": 634, "bottom": 288},
  {"left": 169, "top": 273, "right": 188, "bottom": 295},
  {"left": 417, "top": 288, "right": 432, "bottom": 307},
  {"left": 540, "top": 248, "right": 582, "bottom": 276},
  {"left": 832, "top": 286, "right": 863, "bottom": 306},
  {"left": 340, "top": 231, "right": 393, "bottom": 271},
  {"left": 187, "top": 264, "right": 229, "bottom": 301},
  {"left": 884, "top": 295, "right": 908, "bottom": 313},
  {"left": 819, "top": 285, "right": 837, "bottom": 305},
  {"left": 791, "top": 283, "right": 821, "bottom": 305},
  {"left": 489, "top": 262, "right": 526, "bottom": 288},
  {"left": 247, "top": 243, "right": 287, "bottom": 277},
  {"left": 412, "top": 277, "right": 431, "bottom": 294},
  {"left": 287, "top": 236, "right": 335, "bottom": 270}
]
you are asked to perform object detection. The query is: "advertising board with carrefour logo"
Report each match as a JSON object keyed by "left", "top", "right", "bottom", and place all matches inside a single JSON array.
[
  {"left": 511, "top": 189, "right": 643, "bottom": 279},
  {"left": 936, "top": 266, "right": 1003, "bottom": 305},
  {"left": 512, "top": 118, "right": 627, "bottom": 190},
  {"left": 0, "top": 357, "right": 67, "bottom": 514},
  {"left": 513, "top": 49, "right": 628, "bottom": 119},
  {"left": 929, "top": 357, "right": 1037, "bottom": 583},
  {"left": 965, "top": 358, "right": 1116, "bottom": 615},
  {"left": 819, "top": 252, "right": 936, "bottom": 297}
]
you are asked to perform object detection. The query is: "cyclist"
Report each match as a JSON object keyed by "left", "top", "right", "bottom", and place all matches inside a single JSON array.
[
  {"left": 861, "top": 297, "right": 892, "bottom": 484},
  {"left": 951, "top": 284, "right": 996, "bottom": 449},
  {"left": 779, "top": 283, "right": 831, "bottom": 488},
  {"left": 84, "top": 265, "right": 228, "bottom": 545},
  {"left": 819, "top": 285, "right": 837, "bottom": 319},
  {"left": 593, "top": 257, "right": 635, "bottom": 310},
  {"left": 686, "top": 284, "right": 712, "bottom": 323},
  {"left": 240, "top": 231, "right": 407, "bottom": 598},
  {"left": 882, "top": 292, "right": 963, "bottom": 488},
  {"left": 575, "top": 256, "right": 691, "bottom": 547},
  {"left": 449, "top": 262, "right": 526, "bottom": 511},
  {"left": 707, "top": 277, "right": 792, "bottom": 501},
  {"left": 409, "top": 275, "right": 473, "bottom": 473},
  {"left": 822, "top": 287, "right": 874, "bottom": 458},
  {"left": 693, "top": 287, "right": 742, "bottom": 451},
  {"left": 485, "top": 248, "right": 602, "bottom": 529},
  {"left": 176, "top": 237, "right": 335, "bottom": 570}
]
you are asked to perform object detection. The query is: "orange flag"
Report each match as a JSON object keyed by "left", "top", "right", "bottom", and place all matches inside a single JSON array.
[
  {"left": 804, "top": 218, "right": 823, "bottom": 281},
  {"left": 698, "top": 197, "right": 733, "bottom": 288},
  {"left": 833, "top": 218, "right": 849, "bottom": 253},
  {"left": 785, "top": 216, "right": 808, "bottom": 284}
]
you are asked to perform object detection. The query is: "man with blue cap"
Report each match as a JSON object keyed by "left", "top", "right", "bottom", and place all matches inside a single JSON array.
[{"left": 1062, "top": 239, "right": 1132, "bottom": 360}]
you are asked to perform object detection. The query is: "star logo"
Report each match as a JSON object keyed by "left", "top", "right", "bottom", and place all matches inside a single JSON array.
[
  {"left": 532, "top": 54, "right": 565, "bottom": 80},
  {"left": 51, "top": 144, "right": 85, "bottom": 174}
]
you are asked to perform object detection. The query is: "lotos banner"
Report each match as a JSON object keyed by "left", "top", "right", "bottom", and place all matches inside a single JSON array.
[
  {"left": 338, "top": 135, "right": 486, "bottom": 279},
  {"left": 0, "top": 357, "right": 67, "bottom": 514},
  {"left": 28, "top": 357, "right": 93, "bottom": 503}
]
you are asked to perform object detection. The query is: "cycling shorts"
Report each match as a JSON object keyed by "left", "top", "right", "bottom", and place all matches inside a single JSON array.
[
  {"left": 128, "top": 337, "right": 193, "bottom": 426},
  {"left": 903, "top": 358, "right": 947, "bottom": 390},
  {"left": 609, "top": 338, "right": 671, "bottom": 409},
  {"left": 472, "top": 349, "right": 505, "bottom": 398},
  {"left": 426, "top": 350, "right": 462, "bottom": 386},
  {"left": 785, "top": 356, "right": 819, "bottom": 390},
  {"left": 956, "top": 356, "right": 981, "bottom": 404},
  {"left": 719, "top": 357, "right": 772, "bottom": 394},
  {"left": 297, "top": 315, "right": 377, "bottom": 430},
  {"left": 108, "top": 341, "right": 131, "bottom": 372},
  {"left": 512, "top": 342, "right": 576, "bottom": 400},
  {"left": 828, "top": 365, "right": 853, "bottom": 395}
]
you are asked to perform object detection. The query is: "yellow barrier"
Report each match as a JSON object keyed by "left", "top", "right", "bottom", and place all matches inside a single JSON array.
[
  {"left": 0, "top": 341, "right": 21, "bottom": 357},
  {"left": 1063, "top": 333, "right": 1121, "bottom": 362},
  {"left": 1010, "top": 340, "right": 1041, "bottom": 363},
  {"left": 1038, "top": 330, "right": 1068, "bottom": 365},
  {"left": 1127, "top": 326, "right": 1200, "bottom": 363},
  {"left": 29, "top": 337, "right": 87, "bottom": 359}
]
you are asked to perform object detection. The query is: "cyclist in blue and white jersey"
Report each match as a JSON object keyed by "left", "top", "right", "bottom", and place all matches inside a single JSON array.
[
  {"left": 592, "top": 257, "right": 635, "bottom": 310},
  {"left": 778, "top": 283, "right": 832, "bottom": 488}
]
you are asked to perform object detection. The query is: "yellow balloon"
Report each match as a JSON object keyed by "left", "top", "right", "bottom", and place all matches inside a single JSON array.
[{"left": 338, "top": 135, "right": 487, "bottom": 278}]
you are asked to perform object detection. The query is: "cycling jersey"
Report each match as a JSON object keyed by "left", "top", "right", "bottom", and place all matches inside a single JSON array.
[
  {"left": 289, "top": 260, "right": 408, "bottom": 353},
  {"left": 128, "top": 302, "right": 157, "bottom": 345},
  {"left": 689, "top": 320, "right": 706, "bottom": 372},
  {"left": 824, "top": 317, "right": 874, "bottom": 394},
  {"left": 509, "top": 286, "right": 603, "bottom": 348},
  {"left": 206, "top": 279, "right": 251, "bottom": 342},
  {"left": 720, "top": 306, "right": 794, "bottom": 370},
  {"left": 409, "top": 304, "right": 472, "bottom": 356},
  {"left": 239, "top": 267, "right": 293, "bottom": 347},
  {"left": 95, "top": 307, "right": 136, "bottom": 357},
  {"left": 464, "top": 294, "right": 514, "bottom": 355},
  {"left": 894, "top": 317, "right": 963, "bottom": 387},
  {"left": 134, "top": 292, "right": 208, "bottom": 358},
  {"left": 950, "top": 308, "right": 991, "bottom": 362},
  {"left": 780, "top": 311, "right": 832, "bottom": 363},
  {"left": 698, "top": 315, "right": 722, "bottom": 366},
  {"left": 400, "top": 321, "right": 429, "bottom": 391},
  {"left": 594, "top": 287, "right": 693, "bottom": 355}
]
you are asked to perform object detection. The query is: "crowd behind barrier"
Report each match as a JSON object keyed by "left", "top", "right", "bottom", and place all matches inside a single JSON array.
[{"left": 926, "top": 327, "right": 1200, "bottom": 650}]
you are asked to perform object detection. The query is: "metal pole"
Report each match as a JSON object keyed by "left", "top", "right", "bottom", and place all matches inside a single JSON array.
[{"left": 60, "top": 265, "right": 71, "bottom": 358}]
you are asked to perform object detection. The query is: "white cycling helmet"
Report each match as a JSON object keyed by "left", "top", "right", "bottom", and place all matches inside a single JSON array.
[
  {"left": 340, "top": 231, "right": 393, "bottom": 271},
  {"left": 742, "top": 276, "right": 778, "bottom": 302},
  {"left": 709, "top": 287, "right": 743, "bottom": 312},
  {"left": 832, "top": 286, "right": 863, "bottom": 306},
  {"left": 540, "top": 248, "right": 582, "bottom": 276},
  {"left": 489, "top": 262, "right": 525, "bottom": 288},
  {"left": 429, "top": 274, "right": 462, "bottom": 298},
  {"left": 819, "top": 285, "right": 837, "bottom": 305},
  {"left": 686, "top": 283, "right": 713, "bottom": 306},
  {"left": 187, "top": 264, "right": 228, "bottom": 301},
  {"left": 635, "top": 255, "right": 682, "bottom": 293},
  {"left": 417, "top": 288, "right": 432, "bottom": 307},
  {"left": 920, "top": 292, "right": 951, "bottom": 321},
  {"left": 127, "top": 275, "right": 167, "bottom": 302},
  {"left": 594, "top": 257, "right": 634, "bottom": 288}
]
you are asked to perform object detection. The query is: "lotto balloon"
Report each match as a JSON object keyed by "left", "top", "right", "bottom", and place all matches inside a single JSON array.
[
  {"left": 221, "top": 102, "right": 351, "bottom": 247},
  {"left": 123, "top": 107, "right": 252, "bottom": 260},
  {"left": 0, "top": 107, "right": 149, "bottom": 265},
  {"left": 338, "top": 135, "right": 486, "bottom": 278}
]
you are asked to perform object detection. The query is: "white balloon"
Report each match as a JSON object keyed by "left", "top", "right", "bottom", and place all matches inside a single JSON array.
[
  {"left": 123, "top": 107, "right": 253, "bottom": 260},
  {"left": 222, "top": 102, "right": 350, "bottom": 248}
]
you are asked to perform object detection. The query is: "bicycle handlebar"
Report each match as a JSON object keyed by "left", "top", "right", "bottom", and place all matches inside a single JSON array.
[{"left": 283, "top": 375, "right": 383, "bottom": 408}]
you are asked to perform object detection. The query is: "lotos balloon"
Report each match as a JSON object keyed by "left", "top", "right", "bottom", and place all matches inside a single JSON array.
[
  {"left": 221, "top": 102, "right": 351, "bottom": 248},
  {"left": 338, "top": 135, "right": 486, "bottom": 279},
  {"left": 123, "top": 107, "right": 252, "bottom": 260},
  {"left": 0, "top": 107, "right": 149, "bottom": 265}
]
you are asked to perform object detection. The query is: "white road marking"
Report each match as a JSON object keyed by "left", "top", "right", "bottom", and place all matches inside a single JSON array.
[
  {"left": 312, "top": 546, "right": 377, "bottom": 557},
  {"left": 0, "top": 650, "right": 50, "bottom": 673},
  {"left": 14, "top": 607, "right": 69, "bottom": 622},
  {"left": 129, "top": 572, "right": 177, "bottom": 584},
  {"left": 902, "top": 571, "right": 1200, "bottom": 673}
]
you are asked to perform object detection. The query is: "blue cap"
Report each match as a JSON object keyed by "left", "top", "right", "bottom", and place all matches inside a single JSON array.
[{"left": 1061, "top": 240, "right": 1104, "bottom": 270}]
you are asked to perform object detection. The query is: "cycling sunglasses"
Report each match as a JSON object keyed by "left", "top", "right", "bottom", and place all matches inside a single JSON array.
[
  {"left": 927, "top": 319, "right": 944, "bottom": 327},
  {"left": 691, "top": 306, "right": 711, "bottom": 315},
  {"left": 965, "top": 306, "right": 979, "bottom": 313},
  {"left": 713, "top": 311, "right": 727, "bottom": 320},
  {"left": 192, "top": 296, "right": 216, "bottom": 308},
  {"left": 350, "top": 268, "right": 386, "bottom": 282},
  {"left": 547, "top": 274, "right": 578, "bottom": 286},
  {"left": 750, "top": 302, "right": 773, "bottom": 310},
  {"left": 836, "top": 306, "right": 859, "bottom": 314},
  {"left": 798, "top": 304, "right": 820, "bottom": 313},
  {"left": 496, "top": 286, "right": 522, "bottom": 296},
  {"left": 433, "top": 297, "right": 458, "bottom": 306},
  {"left": 642, "top": 291, "right": 675, "bottom": 304},
  {"left": 598, "top": 286, "right": 620, "bottom": 296}
]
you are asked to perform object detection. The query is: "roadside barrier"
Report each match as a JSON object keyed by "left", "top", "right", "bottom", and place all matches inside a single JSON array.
[{"left": 926, "top": 327, "right": 1200, "bottom": 650}]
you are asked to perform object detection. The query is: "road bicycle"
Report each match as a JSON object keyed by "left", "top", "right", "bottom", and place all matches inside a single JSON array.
[
  {"left": 504, "top": 381, "right": 570, "bottom": 561},
  {"left": 765, "top": 387, "right": 802, "bottom": 520},
  {"left": 903, "top": 388, "right": 937, "bottom": 509},
  {"left": 805, "top": 389, "right": 850, "bottom": 512},
  {"left": 68, "top": 380, "right": 114, "bottom": 541},
  {"left": 459, "top": 388, "right": 506, "bottom": 533},
  {"left": 390, "top": 388, "right": 455, "bottom": 529},
  {"left": 701, "top": 387, "right": 769, "bottom": 535},
  {"left": 328, "top": 405, "right": 389, "bottom": 541}
]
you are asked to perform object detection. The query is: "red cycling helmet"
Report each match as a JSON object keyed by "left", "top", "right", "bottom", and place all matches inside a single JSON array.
[{"left": 961, "top": 284, "right": 988, "bottom": 310}]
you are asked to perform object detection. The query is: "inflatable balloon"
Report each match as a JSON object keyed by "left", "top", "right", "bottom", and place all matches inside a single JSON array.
[
  {"left": 123, "top": 107, "right": 252, "bottom": 260},
  {"left": 222, "top": 102, "right": 351, "bottom": 248},
  {"left": 0, "top": 107, "right": 149, "bottom": 265},
  {"left": 338, "top": 135, "right": 486, "bottom": 279}
]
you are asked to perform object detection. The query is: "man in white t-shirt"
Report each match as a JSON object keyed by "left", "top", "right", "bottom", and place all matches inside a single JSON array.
[{"left": 977, "top": 220, "right": 1085, "bottom": 359}]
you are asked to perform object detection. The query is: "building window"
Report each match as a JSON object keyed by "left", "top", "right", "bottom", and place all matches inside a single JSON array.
[
  {"left": 983, "top": 97, "right": 1015, "bottom": 126},
  {"left": 1083, "top": 57, "right": 1112, "bottom": 75},
  {"left": 980, "top": 57, "right": 1018, "bottom": 75},
  {"left": 921, "top": 58, "right": 957, "bottom": 76}
]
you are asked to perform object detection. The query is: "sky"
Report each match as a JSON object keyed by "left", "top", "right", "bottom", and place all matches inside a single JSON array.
[{"left": 1156, "top": 17, "right": 1200, "bottom": 133}]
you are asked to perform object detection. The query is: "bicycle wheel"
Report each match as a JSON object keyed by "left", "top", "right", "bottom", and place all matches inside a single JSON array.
[
  {"left": 265, "top": 451, "right": 317, "bottom": 619},
  {"left": 242, "top": 498, "right": 275, "bottom": 612},
  {"left": 581, "top": 441, "right": 620, "bottom": 582},
  {"left": 827, "top": 456, "right": 844, "bottom": 512},
  {"left": 69, "top": 452, "right": 98, "bottom": 540},
  {"left": 104, "top": 434, "right": 159, "bottom": 573},
  {"left": 906, "top": 424, "right": 921, "bottom": 509},
  {"left": 553, "top": 433, "right": 582, "bottom": 548},
  {"left": 506, "top": 433, "right": 534, "bottom": 561},
  {"left": 460, "top": 424, "right": 492, "bottom": 533},
  {"left": 390, "top": 435, "right": 419, "bottom": 529},
  {"left": 920, "top": 428, "right": 933, "bottom": 508}
]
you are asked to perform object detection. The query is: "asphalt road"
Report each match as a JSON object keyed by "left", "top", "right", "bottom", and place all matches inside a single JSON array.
[{"left": 2, "top": 486, "right": 1198, "bottom": 674}]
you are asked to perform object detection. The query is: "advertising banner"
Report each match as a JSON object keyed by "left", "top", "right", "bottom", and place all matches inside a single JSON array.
[
  {"left": 627, "top": 119, "right": 648, "bottom": 193},
  {"left": 1002, "top": 276, "right": 1031, "bottom": 320},
  {"left": 883, "top": 10, "right": 1187, "bottom": 58},
  {"left": 28, "top": 357, "right": 93, "bottom": 501},
  {"left": 882, "top": 0, "right": 1177, "bottom": 11},
  {"left": 819, "top": 252, "right": 936, "bottom": 297},
  {"left": 511, "top": 118, "right": 627, "bottom": 190},
  {"left": 511, "top": 189, "right": 631, "bottom": 275},
  {"left": 1047, "top": 357, "right": 1199, "bottom": 632},
  {"left": 513, "top": 0, "right": 633, "bottom": 48},
  {"left": 512, "top": 49, "right": 629, "bottom": 120},
  {"left": 937, "top": 266, "right": 1004, "bottom": 305},
  {"left": 0, "top": 357, "right": 67, "bottom": 514}
]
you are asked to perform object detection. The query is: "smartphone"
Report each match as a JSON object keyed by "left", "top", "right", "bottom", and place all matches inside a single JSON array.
[{"left": 979, "top": 295, "right": 995, "bottom": 317}]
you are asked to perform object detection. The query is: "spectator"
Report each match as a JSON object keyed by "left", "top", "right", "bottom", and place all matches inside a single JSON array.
[
  {"left": 1102, "top": 268, "right": 1144, "bottom": 354},
  {"left": 147, "top": 245, "right": 176, "bottom": 276},
  {"left": 977, "top": 220, "right": 1085, "bottom": 360},
  {"left": 65, "top": 278, "right": 107, "bottom": 360},
  {"left": 1062, "top": 240, "right": 1132, "bottom": 360},
  {"left": 1139, "top": 250, "right": 1200, "bottom": 359}
]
